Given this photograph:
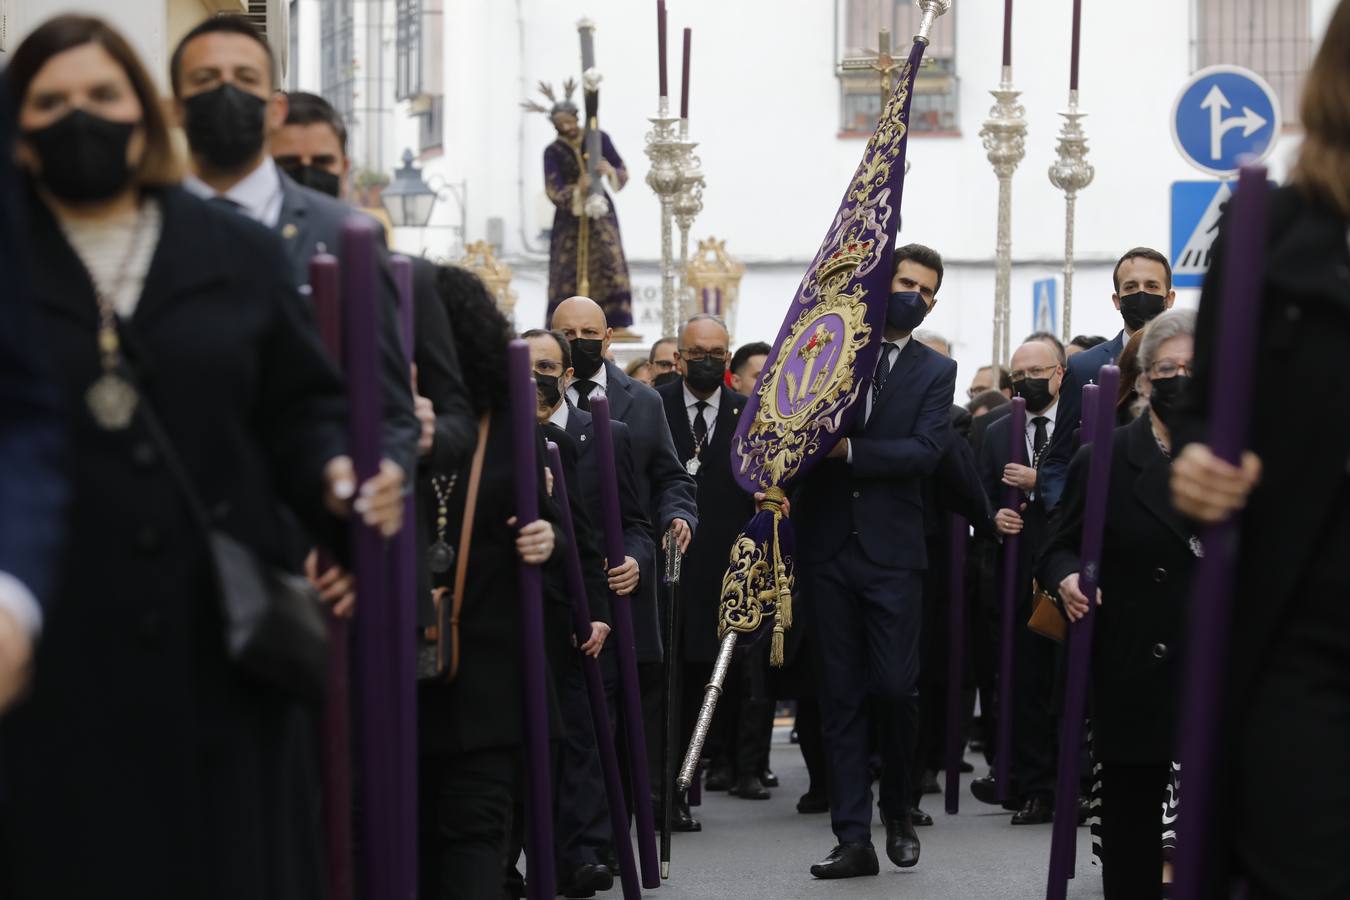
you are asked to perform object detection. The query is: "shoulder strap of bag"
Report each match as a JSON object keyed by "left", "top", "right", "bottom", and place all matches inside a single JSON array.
[{"left": 447, "top": 413, "right": 490, "bottom": 681}]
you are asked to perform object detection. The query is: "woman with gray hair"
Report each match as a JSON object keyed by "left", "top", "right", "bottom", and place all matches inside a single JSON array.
[{"left": 1038, "top": 309, "right": 1200, "bottom": 899}]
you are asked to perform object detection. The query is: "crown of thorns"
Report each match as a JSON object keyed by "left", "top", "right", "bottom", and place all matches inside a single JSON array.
[{"left": 520, "top": 79, "right": 579, "bottom": 118}]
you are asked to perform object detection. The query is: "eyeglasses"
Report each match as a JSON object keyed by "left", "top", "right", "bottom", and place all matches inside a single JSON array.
[
  {"left": 650, "top": 359, "right": 676, "bottom": 372},
  {"left": 679, "top": 348, "right": 728, "bottom": 363},
  {"left": 966, "top": 385, "right": 990, "bottom": 399},
  {"left": 1009, "top": 365, "right": 1059, "bottom": 383},
  {"left": 1148, "top": 360, "right": 1193, "bottom": 379}
]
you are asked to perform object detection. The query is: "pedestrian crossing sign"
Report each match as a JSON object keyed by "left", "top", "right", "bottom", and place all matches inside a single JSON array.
[
  {"left": 1170, "top": 180, "right": 1231, "bottom": 289},
  {"left": 1032, "top": 278, "right": 1057, "bottom": 335}
]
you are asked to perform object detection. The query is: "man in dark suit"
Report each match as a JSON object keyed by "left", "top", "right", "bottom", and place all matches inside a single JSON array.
[
  {"left": 656, "top": 316, "right": 764, "bottom": 814},
  {"left": 0, "top": 94, "right": 67, "bottom": 714},
  {"left": 171, "top": 17, "right": 419, "bottom": 481},
  {"left": 1038, "top": 247, "right": 1175, "bottom": 508},
  {"left": 794, "top": 244, "right": 957, "bottom": 879},
  {"left": 524, "top": 328, "right": 653, "bottom": 896},
  {"left": 550, "top": 296, "right": 698, "bottom": 803},
  {"left": 969, "top": 337, "right": 1066, "bottom": 825}
]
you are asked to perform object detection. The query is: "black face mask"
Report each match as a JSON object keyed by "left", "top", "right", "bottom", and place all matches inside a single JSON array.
[
  {"left": 886, "top": 290, "right": 929, "bottom": 334},
  {"left": 652, "top": 370, "right": 682, "bottom": 389},
  {"left": 24, "top": 110, "right": 136, "bottom": 203},
  {"left": 1148, "top": 374, "right": 1191, "bottom": 427},
  {"left": 1118, "top": 291, "right": 1168, "bottom": 333},
  {"left": 282, "top": 162, "right": 341, "bottom": 198},
  {"left": 535, "top": 374, "right": 563, "bottom": 410},
  {"left": 184, "top": 84, "right": 267, "bottom": 170},
  {"left": 684, "top": 357, "right": 726, "bottom": 393},
  {"left": 1014, "top": 377, "right": 1056, "bottom": 413},
  {"left": 569, "top": 338, "right": 605, "bottom": 379}
]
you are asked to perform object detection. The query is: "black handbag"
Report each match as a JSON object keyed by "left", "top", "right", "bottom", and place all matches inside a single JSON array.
[{"left": 133, "top": 387, "right": 330, "bottom": 702}]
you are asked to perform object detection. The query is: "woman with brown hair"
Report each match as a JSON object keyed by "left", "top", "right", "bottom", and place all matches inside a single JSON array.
[
  {"left": 0, "top": 14, "right": 402, "bottom": 899},
  {"left": 1171, "top": 1, "right": 1350, "bottom": 897}
]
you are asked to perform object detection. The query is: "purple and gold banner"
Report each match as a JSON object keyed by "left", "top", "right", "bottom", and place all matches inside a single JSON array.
[{"left": 719, "top": 39, "right": 928, "bottom": 663}]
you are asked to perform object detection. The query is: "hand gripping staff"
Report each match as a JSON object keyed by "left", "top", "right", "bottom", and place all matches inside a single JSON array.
[{"left": 678, "top": 0, "right": 953, "bottom": 799}]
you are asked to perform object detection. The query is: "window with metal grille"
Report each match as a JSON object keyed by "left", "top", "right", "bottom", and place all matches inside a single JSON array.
[
  {"left": 319, "top": 0, "right": 355, "bottom": 125},
  {"left": 396, "top": 0, "right": 422, "bottom": 101},
  {"left": 839, "top": 0, "right": 957, "bottom": 136},
  {"left": 1193, "top": 0, "right": 1312, "bottom": 125}
]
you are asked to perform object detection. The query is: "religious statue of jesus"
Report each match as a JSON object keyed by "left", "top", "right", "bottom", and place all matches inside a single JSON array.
[{"left": 525, "top": 81, "right": 635, "bottom": 332}]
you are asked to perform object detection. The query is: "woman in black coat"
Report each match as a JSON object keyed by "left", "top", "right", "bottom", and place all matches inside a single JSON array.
[
  {"left": 1040, "top": 310, "right": 1201, "bottom": 900},
  {"left": 0, "top": 16, "right": 402, "bottom": 900},
  {"left": 1171, "top": 8, "right": 1350, "bottom": 896},
  {"left": 416, "top": 266, "right": 562, "bottom": 899}
]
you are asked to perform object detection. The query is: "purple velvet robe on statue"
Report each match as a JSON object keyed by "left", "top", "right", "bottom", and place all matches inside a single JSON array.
[{"left": 543, "top": 131, "right": 633, "bottom": 328}]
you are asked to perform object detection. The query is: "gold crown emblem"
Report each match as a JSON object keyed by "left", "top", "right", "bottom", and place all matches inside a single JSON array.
[{"left": 816, "top": 239, "right": 874, "bottom": 283}]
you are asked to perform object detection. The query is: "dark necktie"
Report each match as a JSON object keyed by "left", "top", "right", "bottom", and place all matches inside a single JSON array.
[
  {"left": 692, "top": 400, "right": 709, "bottom": 446},
  {"left": 207, "top": 195, "right": 243, "bottom": 214},
  {"left": 871, "top": 342, "right": 896, "bottom": 409},
  {"left": 574, "top": 380, "right": 597, "bottom": 412},
  {"left": 1031, "top": 416, "right": 1050, "bottom": 465}
]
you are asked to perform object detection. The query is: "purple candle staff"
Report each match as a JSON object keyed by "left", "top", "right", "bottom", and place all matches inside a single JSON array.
[
  {"left": 1174, "top": 167, "right": 1271, "bottom": 900},
  {"left": 944, "top": 514, "right": 968, "bottom": 814},
  {"left": 338, "top": 216, "right": 399, "bottom": 900},
  {"left": 1002, "top": 0, "right": 1013, "bottom": 68},
  {"left": 995, "top": 395, "right": 1027, "bottom": 801},
  {"left": 657, "top": 0, "right": 668, "bottom": 100},
  {"left": 680, "top": 27, "right": 691, "bottom": 119},
  {"left": 589, "top": 395, "right": 662, "bottom": 889},
  {"left": 545, "top": 443, "right": 642, "bottom": 900},
  {"left": 387, "top": 255, "right": 418, "bottom": 900},
  {"left": 1069, "top": 0, "right": 1083, "bottom": 91},
  {"left": 506, "top": 340, "right": 556, "bottom": 900},
  {"left": 1046, "top": 373, "right": 1118, "bottom": 900},
  {"left": 310, "top": 253, "right": 353, "bottom": 900}
]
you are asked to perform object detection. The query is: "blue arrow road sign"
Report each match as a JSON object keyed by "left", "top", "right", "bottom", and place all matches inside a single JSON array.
[
  {"left": 1171, "top": 65, "right": 1281, "bottom": 176},
  {"left": 1032, "top": 279, "right": 1057, "bottom": 334}
]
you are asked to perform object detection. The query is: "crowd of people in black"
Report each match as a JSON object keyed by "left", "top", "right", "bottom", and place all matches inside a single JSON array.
[{"left": 2, "top": 6, "right": 1350, "bottom": 900}]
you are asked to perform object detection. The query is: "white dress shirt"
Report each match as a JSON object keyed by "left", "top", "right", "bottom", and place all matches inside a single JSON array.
[
  {"left": 1025, "top": 397, "right": 1059, "bottom": 465},
  {"left": 184, "top": 156, "right": 286, "bottom": 228},
  {"left": 0, "top": 572, "right": 41, "bottom": 638},
  {"left": 566, "top": 363, "right": 609, "bottom": 408},
  {"left": 548, "top": 401, "right": 570, "bottom": 430},
  {"left": 684, "top": 383, "right": 721, "bottom": 443},
  {"left": 849, "top": 335, "right": 910, "bottom": 463}
]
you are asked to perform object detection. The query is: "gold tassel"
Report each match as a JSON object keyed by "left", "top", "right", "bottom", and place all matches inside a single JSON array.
[{"left": 771, "top": 625, "right": 785, "bottom": 667}]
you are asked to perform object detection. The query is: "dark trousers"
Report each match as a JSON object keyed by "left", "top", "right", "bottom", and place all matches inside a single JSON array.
[
  {"left": 1233, "top": 563, "right": 1350, "bottom": 900},
  {"left": 688, "top": 639, "right": 772, "bottom": 779},
  {"left": 805, "top": 537, "right": 922, "bottom": 844},
  {"left": 795, "top": 695, "right": 829, "bottom": 796},
  {"left": 1011, "top": 594, "right": 1060, "bottom": 802},
  {"left": 971, "top": 538, "right": 1001, "bottom": 765},
  {"left": 553, "top": 650, "right": 611, "bottom": 872},
  {"left": 418, "top": 748, "right": 517, "bottom": 900},
  {"left": 1098, "top": 761, "right": 1168, "bottom": 900}
]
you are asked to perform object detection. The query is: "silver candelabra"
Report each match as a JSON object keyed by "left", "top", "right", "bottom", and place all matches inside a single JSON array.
[
  {"left": 979, "top": 64, "right": 1027, "bottom": 368},
  {"left": 1048, "top": 89, "right": 1095, "bottom": 343},
  {"left": 672, "top": 118, "right": 705, "bottom": 323},
  {"left": 645, "top": 99, "right": 703, "bottom": 339}
]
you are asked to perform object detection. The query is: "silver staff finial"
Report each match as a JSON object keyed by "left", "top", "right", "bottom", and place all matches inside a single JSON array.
[{"left": 914, "top": 0, "right": 953, "bottom": 45}]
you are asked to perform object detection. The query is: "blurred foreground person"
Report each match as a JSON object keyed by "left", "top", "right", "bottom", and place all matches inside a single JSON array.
[
  {"left": 1, "top": 15, "right": 403, "bottom": 899},
  {"left": 1172, "top": 5, "right": 1350, "bottom": 895}
]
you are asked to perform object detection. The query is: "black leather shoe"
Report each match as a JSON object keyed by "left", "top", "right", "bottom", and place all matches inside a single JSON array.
[
  {"left": 760, "top": 767, "right": 780, "bottom": 788},
  {"left": 970, "top": 773, "right": 1021, "bottom": 811},
  {"left": 598, "top": 847, "right": 619, "bottom": 877},
  {"left": 560, "top": 863, "right": 613, "bottom": 898},
  {"left": 884, "top": 815, "right": 921, "bottom": 868},
  {"left": 672, "top": 795, "right": 701, "bottom": 832},
  {"left": 910, "top": 806, "right": 934, "bottom": 827},
  {"left": 730, "top": 774, "right": 771, "bottom": 800},
  {"left": 959, "top": 759, "right": 975, "bottom": 773},
  {"left": 704, "top": 765, "right": 733, "bottom": 792},
  {"left": 919, "top": 769, "right": 942, "bottom": 795},
  {"left": 797, "top": 790, "right": 829, "bottom": 814},
  {"left": 1011, "top": 795, "right": 1054, "bottom": 825},
  {"left": 809, "top": 843, "right": 879, "bottom": 879}
]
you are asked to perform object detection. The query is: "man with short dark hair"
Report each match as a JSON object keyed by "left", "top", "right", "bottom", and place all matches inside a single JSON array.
[
  {"left": 1067, "top": 334, "right": 1108, "bottom": 357},
  {"left": 1038, "top": 246, "right": 1176, "bottom": 507},
  {"left": 648, "top": 337, "right": 678, "bottom": 386},
  {"left": 729, "top": 341, "right": 771, "bottom": 395},
  {"left": 170, "top": 16, "right": 418, "bottom": 482},
  {"left": 272, "top": 91, "right": 349, "bottom": 196},
  {"left": 966, "top": 365, "right": 1013, "bottom": 402},
  {"left": 796, "top": 242, "right": 957, "bottom": 879}
]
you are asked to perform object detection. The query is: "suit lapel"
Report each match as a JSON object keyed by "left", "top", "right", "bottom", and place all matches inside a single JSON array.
[
  {"left": 662, "top": 383, "right": 696, "bottom": 462},
  {"left": 275, "top": 177, "right": 315, "bottom": 285},
  {"left": 603, "top": 361, "right": 633, "bottom": 420},
  {"left": 1126, "top": 415, "right": 1194, "bottom": 548},
  {"left": 707, "top": 388, "right": 743, "bottom": 465},
  {"left": 565, "top": 404, "right": 592, "bottom": 456},
  {"left": 871, "top": 338, "right": 921, "bottom": 419},
  {"left": 132, "top": 190, "right": 229, "bottom": 329}
]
